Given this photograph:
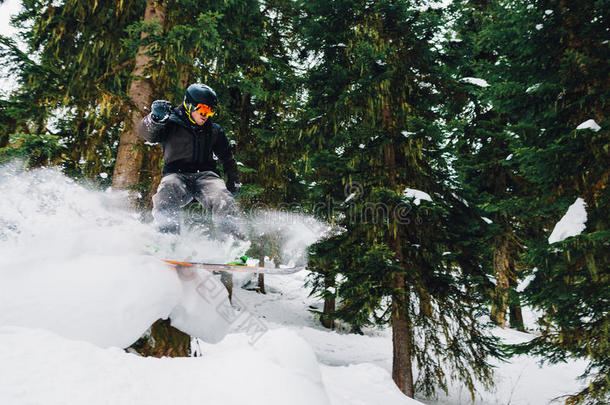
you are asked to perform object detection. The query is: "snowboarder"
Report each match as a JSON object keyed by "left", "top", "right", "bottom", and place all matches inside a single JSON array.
[{"left": 138, "top": 83, "right": 245, "bottom": 243}]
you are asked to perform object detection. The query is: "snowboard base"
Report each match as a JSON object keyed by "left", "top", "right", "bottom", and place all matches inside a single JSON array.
[{"left": 163, "top": 259, "right": 304, "bottom": 275}]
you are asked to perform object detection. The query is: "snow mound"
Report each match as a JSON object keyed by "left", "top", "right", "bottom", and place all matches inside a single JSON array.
[
  {"left": 0, "top": 326, "right": 331, "bottom": 405},
  {"left": 256, "top": 328, "right": 323, "bottom": 385},
  {"left": 0, "top": 165, "right": 231, "bottom": 347},
  {"left": 321, "top": 363, "right": 423, "bottom": 405},
  {"left": 548, "top": 198, "right": 587, "bottom": 244},
  {"left": 0, "top": 254, "right": 181, "bottom": 348}
]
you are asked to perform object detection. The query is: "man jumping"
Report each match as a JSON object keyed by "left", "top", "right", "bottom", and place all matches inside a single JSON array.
[{"left": 138, "top": 83, "right": 245, "bottom": 244}]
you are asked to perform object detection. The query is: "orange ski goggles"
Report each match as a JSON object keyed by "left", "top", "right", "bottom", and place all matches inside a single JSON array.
[{"left": 194, "top": 103, "right": 216, "bottom": 117}]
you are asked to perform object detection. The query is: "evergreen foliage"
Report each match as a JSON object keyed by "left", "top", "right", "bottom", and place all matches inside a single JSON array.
[
  {"left": 445, "top": 0, "right": 529, "bottom": 331},
  {"left": 299, "top": 0, "right": 501, "bottom": 398},
  {"left": 462, "top": 1, "right": 609, "bottom": 403}
]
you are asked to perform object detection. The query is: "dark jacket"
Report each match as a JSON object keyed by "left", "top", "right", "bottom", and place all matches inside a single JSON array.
[{"left": 138, "top": 106, "right": 239, "bottom": 182}]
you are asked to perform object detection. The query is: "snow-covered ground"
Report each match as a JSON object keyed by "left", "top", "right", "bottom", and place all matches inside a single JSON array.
[
  {"left": 229, "top": 271, "right": 588, "bottom": 405},
  {"left": 0, "top": 166, "right": 588, "bottom": 404}
]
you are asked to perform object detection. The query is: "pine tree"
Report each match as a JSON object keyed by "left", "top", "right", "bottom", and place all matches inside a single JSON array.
[
  {"left": 445, "top": 0, "right": 530, "bottom": 331},
  {"left": 475, "top": 1, "right": 609, "bottom": 403},
  {"left": 0, "top": 1, "right": 142, "bottom": 175},
  {"left": 299, "top": 0, "right": 501, "bottom": 398}
]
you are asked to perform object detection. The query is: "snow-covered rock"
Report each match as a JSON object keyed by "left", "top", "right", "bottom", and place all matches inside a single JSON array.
[{"left": 548, "top": 198, "right": 587, "bottom": 244}]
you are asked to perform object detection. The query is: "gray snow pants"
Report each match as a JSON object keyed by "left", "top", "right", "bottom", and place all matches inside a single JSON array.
[{"left": 152, "top": 171, "right": 244, "bottom": 239}]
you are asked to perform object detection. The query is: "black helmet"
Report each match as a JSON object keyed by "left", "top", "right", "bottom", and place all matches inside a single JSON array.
[{"left": 184, "top": 83, "right": 218, "bottom": 110}]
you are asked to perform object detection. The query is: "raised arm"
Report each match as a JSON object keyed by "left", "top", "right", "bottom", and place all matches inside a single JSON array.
[{"left": 137, "top": 100, "right": 172, "bottom": 143}]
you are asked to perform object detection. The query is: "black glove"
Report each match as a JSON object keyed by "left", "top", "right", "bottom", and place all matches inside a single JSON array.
[
  {"left": 150, "top": 100, "right": 172, "bottom": 123},
  {"left": 226, "top": 179, "right": 242, "bottom": 197}
]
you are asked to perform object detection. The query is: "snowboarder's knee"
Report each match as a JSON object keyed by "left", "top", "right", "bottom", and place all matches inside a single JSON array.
[{"left": 153, "top": 175, "right": 189, "bottom": 208}]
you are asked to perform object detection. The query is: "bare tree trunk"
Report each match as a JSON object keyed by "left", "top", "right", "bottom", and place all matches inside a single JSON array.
[
  {"left": 137, "top": 147, "right": 163, "bottom": 209},
  {"left": 258, "top": 255, "right": 266, "bottom": 294},
  {"left": 321, "top": 274, "right": 335, "bottom": 330},
  {"left": 509, "top": 303, "right": 525, "bottom": 331},
  {"left": 221, "top": 272, "right": 233, "bottom": 302},
  {"left": 112, "top": 1, "right": 166, "bottom": 196},
  {"left": 383, "top": 138, "right": 415, "bottom": 397},
  {"left": 392, "top": 275, "right": 415, "bottom": 397},
  {"left": 491, "top": 237, "right": 511, "bottom": 328},
  {"left": 509, "top": 277, "right": 525, "bottom": 331}
]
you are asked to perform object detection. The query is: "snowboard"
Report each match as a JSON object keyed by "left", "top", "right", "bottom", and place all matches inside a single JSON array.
[{"left": 163, "top": 259, "right": 304, "bottom": 275}]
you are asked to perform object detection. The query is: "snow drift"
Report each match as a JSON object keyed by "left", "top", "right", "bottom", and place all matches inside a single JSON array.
[{"left": 0, "top": 326, "right": 331, "bottom": 405}]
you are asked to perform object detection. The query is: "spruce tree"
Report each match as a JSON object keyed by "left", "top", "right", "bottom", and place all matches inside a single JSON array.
[
  {"left": 445, "top": 0, "right": 530, "bottom": 331},
  {"left": 299, "top": 0, "right": 501, "bottom": 398},
  {"left": 475, "top": 1, "right": 609, "bottom": 403}
]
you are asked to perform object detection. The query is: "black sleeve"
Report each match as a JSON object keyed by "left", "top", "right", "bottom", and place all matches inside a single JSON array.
[
  {"left": 213, "top": 124, "right": 239, "bottom": 182},
  {"left": 137, "top": 114, "right": 168, "bottom": 143}
]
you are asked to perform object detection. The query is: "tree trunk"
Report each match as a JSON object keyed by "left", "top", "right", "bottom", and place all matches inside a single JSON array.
[
  {"left": 392, "top": 276, "right": 415, "bottom": 398},
  {"left": 509, "top": 303, "right": 525, "bottom": 331},
  {"left": 257, "top": 255, "right": 266, "bottom": 294},
  {"left": 0, "top": 116, "right": 15, "bottom": 148},
  {"left": 112, "top": 1, "right": 166, "bottom": 196},
  {"left": 239, "top": 93, "right": 252, "bottom": 144},
  {"left": 491, "top": 237, "right": 511, "bottom": 328},
  {"left": 383, "top": 136, "right": 415, "bottom": 397},
  {"left": 221, "top": 272, "right": 233, "bottom": 302},
  {"left": 321, "top": 274, "right": 335, "bottom": 329},
  {"left": 137, "top": 147, "right": 163, "bottom": 210},
  {"left": 509, "top": 276, "right": 525, "bottom": 331}
]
